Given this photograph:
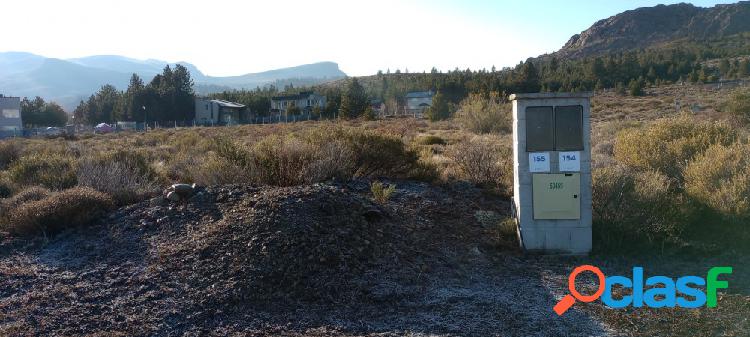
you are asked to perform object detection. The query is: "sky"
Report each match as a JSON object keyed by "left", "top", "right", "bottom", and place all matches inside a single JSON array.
[{"left": 0, "top": 0, "right": 740, "bottom": 77}]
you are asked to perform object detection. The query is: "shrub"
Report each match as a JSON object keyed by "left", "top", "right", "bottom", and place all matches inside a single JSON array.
[
  {"left": 417, "top": 135, "right": 447, "bottom": 146},
  {"left": 299, "top": 126, "right": 418, "bottom": 178},
  {"left": 77, "top": 150, "right": 160, "bottom": 205},
  {"left": 303, "top": 140, "right": 355, "bottom": 183},
  {"left": 4, "top": 187, "right": 114, "bottom": 236},
  {"left": 371, "top": 181, "right": 396, "bottom": 204},
  {"left": 447, "top": 136, "right": 512, "bottom": 191},
  {"left": 684, "top": 143, "right": 750, "bottom": 219},
  {"left": 0, "top": 177, "right": 14, "bottom": 198},
  {"left": 0, "top": 186, "right": 51, "bottom": 219},
  {"left": 7, "top": 153, "right": 77, "bottom": 190},
  {"left": 190, "top": 153, "right": 254, "bottom": 186},
  {"left": 723, "top": 88, "right": 750, "bottom": 123},
  {"left": 345, "top": 129, "right": 418, "bottom": 177},
  {"left": 592, "top": 166, "right": 686, "bottom": 251},
  {"left": 0, "top": 140, "right": 22, "bottom": 170},
  {"left": 456, "top": 92, "right": 511, "bottom": 134},
  {"left": 252, "top": 136, "right": 317, "bottom": 186},
  {"left": 614, "top": 116, "right": 737, "bottom": 182}
]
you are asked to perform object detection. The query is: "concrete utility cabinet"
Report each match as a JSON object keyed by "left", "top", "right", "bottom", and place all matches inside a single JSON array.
[{"left": 509, "top": 93, "right": 592, "bottom": 254}]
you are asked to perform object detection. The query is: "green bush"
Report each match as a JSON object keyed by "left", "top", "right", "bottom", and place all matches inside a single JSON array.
[
  {"left": 614, "top": 116, "right": 737, "bottom": 182},
  {"left": 4, "top": 187, "right": 114, "bottom": 236},
  {"left": 684, "top": 143, "right": 750, "bottom": 219},
  {"left": 7, "top": 153, "right": 77, "bottom": 190},
  {"left": 592, "top": 165, "right": 686, "bottom": 251},
  {"left": 456, "top": 92, "right": 511, "bottom": 134}
]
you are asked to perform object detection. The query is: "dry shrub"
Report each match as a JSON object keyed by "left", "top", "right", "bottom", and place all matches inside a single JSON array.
[
  {"left": 723, "top": 87, "right": 750, "bottom": 123},
  {"left": 370, "top": 181, "right": 396, "bottom": 204},
  {"left": 77, "top": 150, "right": 161, "bottom": 205},
  {"left": 417, "top": 134, "right": 447, "bottom": 146},
  {"left": 684, "top": 143, "right": 750, "bottom": 219},
  {"left": 614, "top": 116, "right": 736, "bottom": 181},
  {"left": 456, "top": 92, "right": 511, "bottom": 134},
  {"left": 0, "top": 176, "right": 14, "bottom": 198},
  {"left": 303, "top": 140, "right": 355, "bottom": 183},
  {"left": 0, "top": 140, "right": 22, "bottom": 169},
  {"left": 8, "top": 153, "right": 77, "bottom": 190},
  {"left": 592, "top": 165, "right": 685, "bottom": 250},
  {"left": 446, "top": 135, "right": 512, "bottom": 191},
  {"left": 4, "top": 187, "right": 114, "bottom": 236},
  {"left": 252, "top": 136, "right": 318, "bottom": 186},
  {"left": 0, "top": 186, "right": 51, "bottom": 219}
]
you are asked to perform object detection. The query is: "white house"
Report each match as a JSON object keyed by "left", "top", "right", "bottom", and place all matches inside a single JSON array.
[
  {"left": 195, "top": 98, "right": 246, "bottom": 125},
  {"left": 405, "top": 91, "right": 434, "bottom": 117},
  {"left": 0, "top": 96, "right": 22, "bottom": 134},
  {"left": 270, "top": 91, "right": 326, "bottom": 115}
]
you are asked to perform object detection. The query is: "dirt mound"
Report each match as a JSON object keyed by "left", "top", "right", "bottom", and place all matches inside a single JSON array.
[{"left": 153, "top": 184, "right": 412, "bottom": 305}]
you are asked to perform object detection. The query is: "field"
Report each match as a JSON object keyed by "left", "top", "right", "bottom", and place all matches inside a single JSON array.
[{"left": 0, "top": 82, "right": 749, "bottom": 336}]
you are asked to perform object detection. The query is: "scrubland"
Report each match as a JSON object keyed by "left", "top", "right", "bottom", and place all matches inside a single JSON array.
[{"left": 1, "top": 82, "right": 749, "bottom": 336}]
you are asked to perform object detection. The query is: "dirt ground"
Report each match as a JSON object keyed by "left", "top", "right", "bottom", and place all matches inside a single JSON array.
[{"left": 0, "top": 180, "right": 747, "bottom": 336}]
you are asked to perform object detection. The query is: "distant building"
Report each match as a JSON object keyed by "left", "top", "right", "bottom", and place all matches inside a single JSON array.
[
  {"left": 405, "top": 91, "right": 434, "bottom": 117},
  {"left": 195, "top": 98, "right": 246, "bottom": 125},
  {"left": 270, "top": 91, "right": 326, "bottom": 116},
  {"left": 0, "top": 95, "right": 22, "bottom": 135}
]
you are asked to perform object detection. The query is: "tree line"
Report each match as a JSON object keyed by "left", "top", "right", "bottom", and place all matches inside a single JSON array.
[
  {"left": 73, "top": 64, "right": 195, "bottom": 124},
  {"left": 19, "top": 97, "right": 68, "bottom": 127},
  {"left": 203, "top": 33, "right": 750, "bottom": 122}
]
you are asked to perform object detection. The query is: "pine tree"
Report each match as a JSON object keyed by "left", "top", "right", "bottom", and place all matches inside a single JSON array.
[
  {"left": 425, "top": 91, "right": 451, "bottom": 121},
  {"left": 339, "top": 78, "right": 368, "bottom": 119}
]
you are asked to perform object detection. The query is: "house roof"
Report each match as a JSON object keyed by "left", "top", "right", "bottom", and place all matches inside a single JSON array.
[
  {"left": 211, "top": 99, "right": 245, "bottom": 108},
  {"left": 405, "top": 91, "right": 434, "bottom": 98}
]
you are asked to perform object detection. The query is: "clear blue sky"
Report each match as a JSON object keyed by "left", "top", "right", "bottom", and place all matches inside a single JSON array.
[{"left": 0, "top": 0, "right": 740, "bottom": 76}]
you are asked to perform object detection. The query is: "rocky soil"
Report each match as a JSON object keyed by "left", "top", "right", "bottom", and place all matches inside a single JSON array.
[{"left": 0, "top": 180, "right": 618, "bottom": 336}]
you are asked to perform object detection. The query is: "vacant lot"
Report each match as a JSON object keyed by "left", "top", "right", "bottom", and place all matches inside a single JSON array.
[{"left": 0, "top": 82, "right": 749, "bottom": 336}]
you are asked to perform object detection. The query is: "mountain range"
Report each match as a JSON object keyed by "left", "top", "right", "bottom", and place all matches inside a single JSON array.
[
  {"left": 555, "top": 1, "right": 750, "bottom": 58},
  {"left": 0, "top": 53, "right": 346, "bottom": 110}
]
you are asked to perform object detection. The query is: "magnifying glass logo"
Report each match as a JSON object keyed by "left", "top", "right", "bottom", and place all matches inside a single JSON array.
[{"left": 554, "top": 265, "right": 606, "bottom": 316}]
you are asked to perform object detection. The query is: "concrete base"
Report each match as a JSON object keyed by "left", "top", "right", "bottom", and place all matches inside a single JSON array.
[{"left": 518, "top": 226, "right": 591, "bottom": 255}]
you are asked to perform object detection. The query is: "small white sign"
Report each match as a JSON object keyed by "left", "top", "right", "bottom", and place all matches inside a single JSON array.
[
  {"left": 559, "top": 151, "right": 581, "bottom": 172},
  {"left": 529, "top": 152, "right": 550, "bottom": 172}
]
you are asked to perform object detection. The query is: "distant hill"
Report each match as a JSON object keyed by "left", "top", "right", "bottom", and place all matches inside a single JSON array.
[
  {"left": 556, "top": 1, "right": 750, "bottom": 59},
  {"left": 0, "top": 53, "right": 346, "bottom": 110}
]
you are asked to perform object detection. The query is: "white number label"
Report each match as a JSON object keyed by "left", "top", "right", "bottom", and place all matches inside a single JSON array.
[
  {"left": 529, "top": 152, "right": 550, "bottom": 172},
  {"left": 559, "top": 151, "right": 581, "bottom": 172}
]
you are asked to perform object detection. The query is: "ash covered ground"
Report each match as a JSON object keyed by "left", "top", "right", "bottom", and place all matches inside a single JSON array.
[{"left": 0, "top": 180, "right": 614, "bottom": 336}]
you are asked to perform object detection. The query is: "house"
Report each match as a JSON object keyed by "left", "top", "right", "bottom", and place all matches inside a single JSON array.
[
  {"left": 195, "top": 98, "right": 246, "bottom": 125},
  {"left": 270, "top": 91, "right": 326, "bottom": 116},
  {"left": 405, "top": 91, "right": 434, "bottom": 117},
  {"left": 0, "top": 95, "right": 22, "bottom": 136}
]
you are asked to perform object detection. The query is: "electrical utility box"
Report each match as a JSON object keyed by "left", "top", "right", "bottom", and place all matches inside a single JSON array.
[{"left": 509, "top": 93, "right": 592, "bottom": 254}]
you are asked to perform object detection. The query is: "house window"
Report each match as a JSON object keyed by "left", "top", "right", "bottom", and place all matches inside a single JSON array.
[{"left": 205, "top": 104, "right": 208, "bottom": 110}]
